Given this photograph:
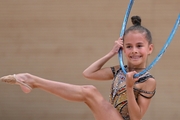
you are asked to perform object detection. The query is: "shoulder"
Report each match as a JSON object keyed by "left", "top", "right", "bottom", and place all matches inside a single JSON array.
[
  {"left": 135, "top": 72, "right": 156, "bottom": 92},
  {"left": 111, "top": 65, "right": 120, "bottom": 71},
  {"left": 110, "top": 65, "right": 120, "bottom": 76},
  {"left": 111, "top": 65, "right": 127, "bottom": 74},
  {"left": 142, "top": 77, "right": 156, "bottom": 92}
]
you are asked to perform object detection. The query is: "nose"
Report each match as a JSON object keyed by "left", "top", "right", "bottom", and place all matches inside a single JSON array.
[{"left": 132, "top": 47, "right": 138, "bottom": 54}]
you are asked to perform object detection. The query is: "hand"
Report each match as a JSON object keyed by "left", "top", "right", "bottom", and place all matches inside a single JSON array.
[
  {"left": 126, "top": 71, "right": 139, "bottom": 88},
  {"left": 110, "top": 37, "right": 123, "bottom": 55}
]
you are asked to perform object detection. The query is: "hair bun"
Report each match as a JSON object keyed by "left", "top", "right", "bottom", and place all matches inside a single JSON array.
[{"left": 131, "top": 16, "right": 141, "bottom": 26}]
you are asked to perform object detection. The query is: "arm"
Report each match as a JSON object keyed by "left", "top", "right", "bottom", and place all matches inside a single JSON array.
[
  {"left": 126, "top": 71, "right": 156, "bottom": 120},
  {"left": 83, "top": 37, "right": 123, "bottom": 81}
]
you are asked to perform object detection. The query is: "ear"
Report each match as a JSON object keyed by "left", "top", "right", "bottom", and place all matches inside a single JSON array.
[{"left": 148, "top": 44, "right": 153, "bottom": 55}]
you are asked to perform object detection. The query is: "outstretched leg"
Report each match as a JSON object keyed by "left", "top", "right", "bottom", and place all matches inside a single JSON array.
[{"left": 0, "top": 73, "right": 123, "bottom": 120}]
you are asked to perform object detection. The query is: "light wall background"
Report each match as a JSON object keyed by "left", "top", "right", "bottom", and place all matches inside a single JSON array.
[{"left": 0, "top": 0, "right": 179, "bottom": 120}]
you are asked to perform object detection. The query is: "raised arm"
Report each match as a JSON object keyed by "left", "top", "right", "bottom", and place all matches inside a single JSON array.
[{"left": 83, "top": 37, "right": 123, "bottom": 81}]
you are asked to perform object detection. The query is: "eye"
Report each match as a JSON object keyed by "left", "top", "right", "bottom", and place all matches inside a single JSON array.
[
  {"left": 137, "top": 44, "right": 143, "bottom": 48},
  {"left": 126, "top": 45, "right": 132, "bottom": 48}
]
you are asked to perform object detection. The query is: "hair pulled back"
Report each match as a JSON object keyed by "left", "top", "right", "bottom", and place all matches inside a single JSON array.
[
  {"left": 124, "top": 16, "right": 152, "bottom": 44},
  {"left": 131, "top": 16, "right": 141, "bottom": 26}
]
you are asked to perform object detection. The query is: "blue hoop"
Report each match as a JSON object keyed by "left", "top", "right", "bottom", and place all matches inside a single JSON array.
[
  {"left": 117, "top": 0, "right": 134, "bottom": 74},
  {"left": 119, "top": 14, "right": 180, "bottom": 78},
  {"left": 119, "top": 0, "right": 134, "bottom": 37}
]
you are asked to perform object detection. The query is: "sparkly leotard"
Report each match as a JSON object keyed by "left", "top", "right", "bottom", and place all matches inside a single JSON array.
[{"left": 109, "top": 66, "right": 156, "bottom": 120}]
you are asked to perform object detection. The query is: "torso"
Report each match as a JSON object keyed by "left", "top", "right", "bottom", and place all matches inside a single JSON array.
[{"left": 109, "top": 66, "right": 155, "bottom": 120}]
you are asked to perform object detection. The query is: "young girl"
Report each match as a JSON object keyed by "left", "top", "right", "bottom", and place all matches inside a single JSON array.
[{"left": 0, "top": 16, "right": 156, "bottom": 120}]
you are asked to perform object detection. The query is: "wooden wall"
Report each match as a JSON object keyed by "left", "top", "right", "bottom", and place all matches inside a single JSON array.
[{"left": 0, "top": 0, "right": 179, "bottom": 120}]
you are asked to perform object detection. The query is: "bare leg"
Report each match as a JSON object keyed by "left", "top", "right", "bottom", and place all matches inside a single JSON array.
[{"left": 1, "top": 73, "right": 123, "bottom": 120}]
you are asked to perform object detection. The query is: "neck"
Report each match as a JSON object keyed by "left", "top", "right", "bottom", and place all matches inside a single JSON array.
[
  {"left": 127, "top": 62, "right": 146, "bottom": 72},
  {"left": 127, "top": 67, "right": 145, "bottom": 72}
]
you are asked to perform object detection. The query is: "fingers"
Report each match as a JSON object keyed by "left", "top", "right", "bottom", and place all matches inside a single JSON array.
[
  {"left": 114, "top": 37, "right": 123, "bottom": 42},
  {"left": 126, "top": 71, "right": 139, "bottom": 80},
  {"left": 110, "top": 37, "right": 123, "bottom": 55},
  {"left": 118, "top": 37, "right": 123, "bottom": 41},
  {"left": 114, "top": 37, "right": 123, "bottom": 48},
  {"left": 126, "top": 71, "right": 139, "bottom": 88}
]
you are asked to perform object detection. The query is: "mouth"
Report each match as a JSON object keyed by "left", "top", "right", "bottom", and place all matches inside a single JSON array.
[{"left": 129, "top": 55, "right": 142, "bottom": 60}]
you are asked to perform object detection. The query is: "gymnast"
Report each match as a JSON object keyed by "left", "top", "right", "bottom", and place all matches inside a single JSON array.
[{"left": 1, "top": 16, "right": 156, "bottom": 120}]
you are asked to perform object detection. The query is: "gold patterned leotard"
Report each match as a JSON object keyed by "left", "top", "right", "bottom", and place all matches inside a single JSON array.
[{"left": 109, "top": 66, "right": 156, "bottom": 120}]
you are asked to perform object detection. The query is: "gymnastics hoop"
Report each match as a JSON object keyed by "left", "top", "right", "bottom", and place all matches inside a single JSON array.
[
  {"left": 119, "top": 0, "right": 134, "bottom": 37},
  {"left": 117, "top": 0, "right": 134, "bottom": 74},
  {"left": 119, "top": 13, "right": 180, "bottom": 78}
]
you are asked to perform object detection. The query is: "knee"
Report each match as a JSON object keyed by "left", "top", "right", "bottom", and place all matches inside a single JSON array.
[{"left": 82, "top": 85, "right": 99, "bottom": 101}]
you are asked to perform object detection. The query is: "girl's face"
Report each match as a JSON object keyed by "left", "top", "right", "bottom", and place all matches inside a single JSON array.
[{"left": 123, "top": 31, "right": 153, "bottom": 68}]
